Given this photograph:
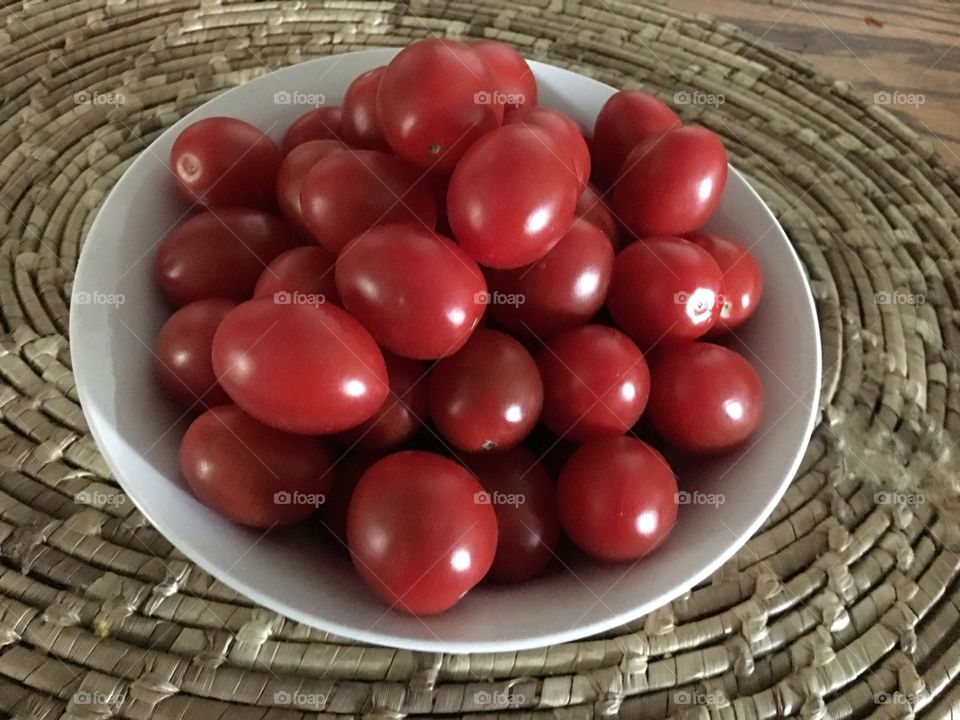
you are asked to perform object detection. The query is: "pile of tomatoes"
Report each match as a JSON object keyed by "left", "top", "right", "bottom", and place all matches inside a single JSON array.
[{"left": 153, "top": 38, "right": 764, "bottom": 615}]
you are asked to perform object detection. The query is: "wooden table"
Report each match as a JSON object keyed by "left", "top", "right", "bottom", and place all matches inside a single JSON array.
[{"left": 663, "top": 0, "right": 960, "bottom": 166}]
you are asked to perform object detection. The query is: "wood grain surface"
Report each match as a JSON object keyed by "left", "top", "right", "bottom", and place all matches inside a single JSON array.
[{"left": 663, "top": 0, "right": 960, "bottom": 166}]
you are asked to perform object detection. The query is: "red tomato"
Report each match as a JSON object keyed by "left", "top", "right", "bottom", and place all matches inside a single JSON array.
[
  {"left": 428, "top": 329, "right": 543, "bottom": 453},
  {"left": 505, "top": 106, "right": 590, "bottom": 192},
  {"left": 275, "top": 139, "right": 347, "bottom": 233},
  {"left": 468, "top": 39, "right": 537, "bottom": 112},
  {"left": 377, "top": 39, "right": 503, "bottom": 171},
  {"left": 280, "top": 107, "right": 344, "bottom": 154},
  {"left": 613, "top": 125, "right": 728, "bottom": 238},
  {"left": 486, "top": 218, "right": 614, "bottom": 340},
  {"left": 321, "top": 452, "right": 379, "bottom": 542},
  {"left": 537, "top": 325, "right": 649, "bottom": 442},
  {"left": 253, "top": 246, "right": 340, "bottom": 308},
  {"left": 688, "top": 233, "right": 763, "bottom": 334},
  {"left": 590, "top": 90, "right": 680, "bottom": 184},
  {"left": 606, "top": 236, "right": 723, "bottom": 347},
  {"left": 647, "top": 342, "right": 763, "bottom": 454},
  {"left": 155, "top": 299, "right": 234, "bottom": 409},
  {"left": 347, "top": 451, "right": 497, "bottom": 614},
  {"left": 155, "top": 209, "right": 301, "bottom": 308},
  {"left": 575, "top": 183, "right": 620, "bottom": 249},
  {"left": 170, "top": 117, "right": 282, "bottom": 211},
  {"left": 557, "top": 435, "right": 677, "bottom": 561},
  {"left": 447, "top": 125, "right": 579, "bottom": 269},
  {"left": 465, "top": 448, "right": 558, "bottom": 583},
  {"left": 180, "top": 405, "right": 333, "bottom": 528},
  {"left": 211, "top": 299, "right": 388, "bottom": 434},
  {"left": 299, "top": 150, "right": 437, "bottom": 254},
  {"left": 335, "top": 224, "right": 486, "bottom": 359},
  {"left": 341, "top": 66, "right": 390, "bottom": 151}
]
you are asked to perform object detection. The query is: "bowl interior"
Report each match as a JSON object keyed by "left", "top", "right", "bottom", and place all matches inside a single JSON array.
[{"left": 70, "top": 48, "right": 821, "bottom": 652}]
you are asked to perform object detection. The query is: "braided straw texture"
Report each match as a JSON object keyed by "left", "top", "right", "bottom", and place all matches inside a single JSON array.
[{"left": 2, "top": 0, "right": 960, "bottom": 717}]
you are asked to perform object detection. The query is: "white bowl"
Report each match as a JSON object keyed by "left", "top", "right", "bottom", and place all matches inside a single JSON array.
[{"left": 70, "top": 48, "right": 821, "bottom": 652}]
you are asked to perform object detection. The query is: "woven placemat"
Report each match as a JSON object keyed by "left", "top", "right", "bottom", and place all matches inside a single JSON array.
[{"left": 2, "top": 0, "right": 960, "bottom": 718}]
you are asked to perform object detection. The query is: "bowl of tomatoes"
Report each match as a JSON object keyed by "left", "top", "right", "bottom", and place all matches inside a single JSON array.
[{"left": 70, "top": 43, "right": 821, "bottom": 652}]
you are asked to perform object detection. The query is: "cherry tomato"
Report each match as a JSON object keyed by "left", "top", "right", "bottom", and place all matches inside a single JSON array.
[
  {"left": 155, "top": 299, "right": 234, "bottom": 409},
  {"left": 300, "top": 150, "right": 437, "bottom": 254},
  {"left": 212, "top": 298, "right": 388, "bottom": 434},
  {"left": 487, "top": 218, "right": 614, "bottom": 340},
  {"left": 505, "top": 106, "right": 590, "bottom": 191},
  {"left": 335, "top": 224, "right": 486, "bottom": 359},
  {"left": 377, "top": 39, "right": 503, "bottom": 171},
  {"left": 447, "top": 125, "right": 579, "bottom": 269},
  {"left": 347, "top": 451, "right": 497, "bottom": 614},
  {"left": 591, "top": 90, "right": 680, "bottom": 184},
  {"left": 613, "top": 125, "right": 728, "bottom": 238},
  {"left": 575, "top": 183, "right": 620, "bottom": 249},
  {"left": 280, "top": 107, "right": 345, "bottom": 154},
  {"left": 557, "top": 435, "right": 677, "bottom": 561},
  {"left": 428, "top": 329, "right": 543, "bottom": 453},
  {"left": 321, "top": 452, "right": 379, "bottom": 542},
  {"left": 606, "top": 236, "right": 723, "bottom": 347},
  {"left": 647, "top": 342, "right": 763, "bottom": 454},
  {"left": 275, "top": 139, "right": 347, "bottom": 233},
  {"left": 170, "top": 117, "right": 283, "bottom": 211},
  {"left": 180, "top": 405, "right": 333, "bottom": 528},
  {"left": 465, "top": 448, "right": 558, "bottom": 582},
  {"left": 341, "top": 66, "right": 390, "bottom": 151},
  {"left": 468, "top": 39, "right": 537, "bottom": 112},
  {"left": 253, "top": 246, "right": 340, "bottom": 307},
  {"left": 155, "top": 209, "right": 301, "bottom": 308},
  {"left": 537, "top": 325, "right": 649, "bottom": 442},
  {"left": 688, "top": 233, "right": 763, "bottom": 334}
]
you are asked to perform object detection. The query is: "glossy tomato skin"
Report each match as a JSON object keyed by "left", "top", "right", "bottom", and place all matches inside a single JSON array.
[
  {"left": 341, "top": 66, "right": 390, "bottom": 151},
  {"left": 647, "top": 342, "right": 763, "bottom": 454},
  {"left": 538, "top": 325, "right": 650, "bottom": 442},
  {"left": 505, "top": 107, "right": 590, "bottom": 191},
  {"left": 557, "top": 435, "right": 677, "bottom": 561},
  {"left": 280, "top": 107, "right": 344, "bottom": 154},
  {"left": 469, "top": 39, "right": 537, "bottom": 112},
  {"left": 428, "top": 329, "right": 543, "bottom": 453},
  {"left": 688, "top": 234, "right": 763, "bottom": 335},
  {"left": 591, "top": 90, "right": 680, "bottom": 185},
  {"left": 155, "top": 299, "right": 234, "bottom": 409},
  {"left": 155, "top": 209, "right": 301, "bottom": 308},
  {"left": 613, "top": 125, "right": 728, "bottom": 238},
  {"left": 575, "top": 183, "right": 620, "bottom": 249},
  {"left": 448, "top": 125, "right": 579, "bottom": 269},
  {"left": 607, "top": 236, "right": 723, "bottom": 347},
  {"left": 300, "top": 150, "right": 437, "bottom": 254},
  {"left": 170, "top": 117, "right": 283, "bottom": 211},
  {"left": 212, "top": 298, "right": 388, "bottom": 434},
  {"left": 487, "top": 218, "right": 614, "bottom": 340},
  {"left": 465, "top": 448, "right": 559, "bottom": 583},
  {"left": 275, "top": 139, "right": 347, "bottom": 233},
  {"left": 253, "top": 246, "right": 340, "bottom": 307},
  {"left": 347, "top": 451, "right": 498, "bottom": 614},
  {"left": 377, "top": 39, "right": 503, "bottom": 171},
  {"left": 336, "top": 224, "right": 487, "bottom": 359},
  {"left": 180, "top": 405, "right": 333, "bottom": 528}
]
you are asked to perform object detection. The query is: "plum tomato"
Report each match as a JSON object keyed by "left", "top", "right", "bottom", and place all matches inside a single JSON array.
[
  {"left": 647, "top": 342, "right": 763, "bottom": 454},
  {"left": 486, "top": 218, "right": 614, "bottom": 340},
  {"left": 335, "top": 224, "right": 487, "bottom": 359},
  {"left": 180, "top": 404, "right": 333, "bottom": 528},
  {"left": 688, "top": 233, "right": 763, "bottom": 335},
  {"left": 606, "top": 236, "right": 723, "bottom": 347},
  {"left": 211, "top": 298, "right": 388, "bottom": 434},
  {"left": 155, "top": 209, "right": 301, "bottom": 308},
  {"left": 447, "top": 125, "right": 579, "bottom": 269},
  {"left": 613, "top": 125, "right": 728, "bottom": 238},
  {"left": 465, "top": 448, "right": 558, "bottom": 583},
  {"left": 557, "top": 435, "right": 677, "bottom": 561},
  {"left": 280, "top": 107, "right": 345, "bottom": 154},
  {"left": 341, "top": 66, "right": 390, "bottom": 151},
  {"left": 299, "top": 150, "right": 437, "bottom": 254},
  {"left": 575, "top": 183, "right": 620, "bottom": 249},
  {"left": 170, "top": 117, "right": 282, "bottom": 211},
  {"left": 505, "top": 106, "right": 590, "bottom": 191},
  {"left": 377, "top": 39, "right": 504, "bottom": 171},
  {"left": 469, "top": 39, "right": 537, "bottom": 112},
  {"left": 428, "top": 329, "right": 543, "bottom": 453},
  {"left": 154, "top": 299, "right": 234, "bottom": 410},
  {"left": 347, "top": 451, "right": 497, "bottom": 614},
  {"left": 321, "top": 452, "right": 380, "bottom": 542},
  {"left": 275, "top": 139, "right": 347, "bottom": 233},
  {"left": 537, "top": 324, "right": 649, "bottom": 442},
  {"left": 253, "top": 246, "right": 340, "bottom": 308}
]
